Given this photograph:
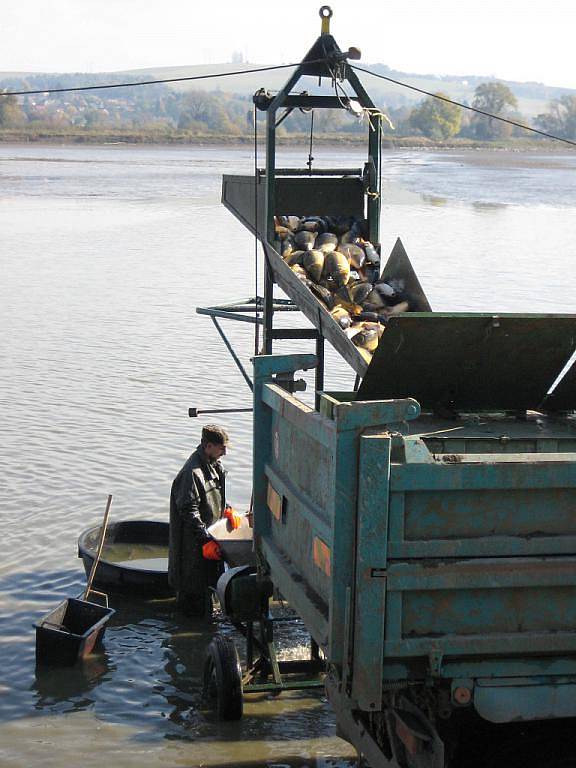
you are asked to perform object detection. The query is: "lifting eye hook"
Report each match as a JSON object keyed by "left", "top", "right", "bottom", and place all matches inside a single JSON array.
[{"left": 319, "top": 5, "right": 333, "bottom": 35}]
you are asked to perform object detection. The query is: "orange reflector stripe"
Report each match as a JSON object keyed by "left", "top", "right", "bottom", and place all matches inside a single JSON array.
[
  {"left": 313, "top": 537, "right": 331, "bottom": 577},
  {"left": 267, "top": 483, "right": 282, "bottom": 521}
]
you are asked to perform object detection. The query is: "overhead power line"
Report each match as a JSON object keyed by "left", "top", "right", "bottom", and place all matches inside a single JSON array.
[
  {"left": 0, "top": 62, "right": 302, "bottom": 97},
  {"left": 351, "top": 64, "right": 576, "bottom": 149},
  {"left": 0, "top": 56, "right": 574, "bottom": 149}
]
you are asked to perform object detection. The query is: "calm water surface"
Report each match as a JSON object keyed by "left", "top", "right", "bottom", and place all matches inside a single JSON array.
[{"left": 1, "top": 143, "right": 576, "bottom": 767}]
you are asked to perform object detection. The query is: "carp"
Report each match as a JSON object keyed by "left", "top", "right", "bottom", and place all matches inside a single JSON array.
[
  {"left": 309, "top": 281, "right": 335, "bottom": 309},
  {"left": 303, "top": 249, "right": 325, "bottom": 282},
  {"left": 337, "top": 243, "right": 366, "bottom": 269},
  {"left": 386, "top": 300, "right": 410, "bottom": 316},
  {"left": 362, "top": 288, "right": 386, "bottom": 310},
  {"left": 348, "top": 281, "right": 373, "bottom": 305},
  {"left": 329, "top": 305, "right": 352, "bottom": 329},
  {"left": 284, "top": 249, "right": 305, "bottom": 266},
  {"left": 294, "top": 230, "right": 317, "bottom": 251},
  {"left": 290, "top": 264, "right": 308, "bottom": 281},
  {"left": 281, "top": 236, "right": 295, "bottom": 257},
  {"left": 323, "top": 250, "right": 350, "bottom": 287},
  {"left": 315, "top": 232, "right": 339, "bottom": 253},
  {"left": 352, "top": 325, "right": 382, "bottom": 352},
  {"left": 275, "top": 225, "right": 293, "bottom": 240}
]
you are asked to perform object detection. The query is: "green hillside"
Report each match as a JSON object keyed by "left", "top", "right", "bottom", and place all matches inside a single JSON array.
[
  {"left": 2, "top": 61, "right": 573, "bottom": 119},
  {"left": 122, "top": 62, "right": 574, "bottom": 118}
]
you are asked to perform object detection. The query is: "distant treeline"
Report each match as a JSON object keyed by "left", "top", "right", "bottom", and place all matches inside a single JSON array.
[{"left": 1, "top": 73, "right": 575, "bottom": 143}]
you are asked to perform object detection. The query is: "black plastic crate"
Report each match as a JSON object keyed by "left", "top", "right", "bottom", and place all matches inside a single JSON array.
[{"left": 35, "top": 597, "right": 115, "bottom": 667}]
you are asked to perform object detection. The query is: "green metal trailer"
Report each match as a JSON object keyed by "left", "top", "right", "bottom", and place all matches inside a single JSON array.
[
  {"left": 197, "top": 9, "right": 576, "bottom": 766},
  {"left": 251, "top": 351, "right": 576, "bottom": 768}
]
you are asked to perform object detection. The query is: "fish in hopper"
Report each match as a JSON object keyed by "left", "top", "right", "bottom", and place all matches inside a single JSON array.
[
  {"left": 329, "top": 306, "right": 352, "bottom": 329},
  {"left": 284, "top": 250, "right": 305, "bottom": 267},
  {"left": 303, "top": 250, "right": 325, "bottom": 282},
  {"left": 337, "top": 243, "right": 366, "bottom": 270},
  {"left": 290, "top": 264, "right": 308, "bottom": 281},
  {"left": 294, "top": 230, "right": 317, "bottom": 251},
  {"left": 348, "top": 281, "right": 373, "bottom": 305},
  {"left": 315, "top": 233, "right": 339, "bottom": 253},
  {"left": 275, "top": 215, "right": 414, "bottom": 365},
  {"left": 281, "top": 237, "right": 295, "bottom": 258},
  {"left": 323, "top": 251, "right": 350, "bottom": 287},
  {"left": 352, "top": 323, "right": 383, "bottom": 353}
]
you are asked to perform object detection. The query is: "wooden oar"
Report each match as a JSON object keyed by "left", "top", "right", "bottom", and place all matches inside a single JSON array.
[{"left": 83, "top": 494, "right": 112, "bottom": 602}]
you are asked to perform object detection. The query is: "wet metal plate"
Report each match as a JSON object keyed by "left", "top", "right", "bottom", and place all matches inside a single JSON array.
[{"left": 357, "top": 313, "right": 576, "bottom": 411}]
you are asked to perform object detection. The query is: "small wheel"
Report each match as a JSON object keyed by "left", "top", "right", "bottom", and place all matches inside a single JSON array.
[{"left": 203, "top": 636, "right": 243, "bottom": 720}]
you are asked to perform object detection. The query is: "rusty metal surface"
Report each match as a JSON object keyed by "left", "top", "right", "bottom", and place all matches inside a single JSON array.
[{"left": 358, "top": 313, "right": 576, "bottom": 411}]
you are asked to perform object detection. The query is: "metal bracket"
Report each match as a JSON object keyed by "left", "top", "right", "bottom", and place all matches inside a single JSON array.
[
  {"left": 274, "top": 372, "right": 307, "bottom": 394},
  {"left": 189, "top": 407, "right": 252, "bottom": 418},
  {"left": 429, "top": 648, "right": 444, "bottom": 678}
]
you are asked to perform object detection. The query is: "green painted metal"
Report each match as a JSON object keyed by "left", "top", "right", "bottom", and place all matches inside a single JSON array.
[
  {"left": 357, "top": 313, "right": 576, "bottom": 411},
  {"left": 245, "top": 679, "right": 325, "bottom": 693},
  {"left": 252, "top": 352, "right": 576, "bottom": 735},
  {"left": 256, "top": 31, "right": 382, "bottom": 357},
  {"left": 351, "top": 433, "right": 390, "bottom": 710},
  {"left": 381, "top": 237, "right": 432, "bottom": 312},
  {"left": 474, "top": 677, "right": 576, "bottom": 723},
  {"left": 223, "top": 12, "right": 576, "bottom": 758}
]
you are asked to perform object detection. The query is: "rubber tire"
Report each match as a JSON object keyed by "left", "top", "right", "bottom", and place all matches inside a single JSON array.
[{"left": 203, "top": 636, "right": 243, "bottom": 720}]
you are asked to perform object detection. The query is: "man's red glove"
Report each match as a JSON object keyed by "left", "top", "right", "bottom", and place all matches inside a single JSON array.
[
  {"left": 202, "top": 540, "right": 222, "bottom": 560},
  {"left": 224, "top": 505, "right": 242, "bottom": 531}
]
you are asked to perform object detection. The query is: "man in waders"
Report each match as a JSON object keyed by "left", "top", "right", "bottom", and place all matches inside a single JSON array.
[{"left": 169, "top": 424, "right": 242, "bottom": 617}]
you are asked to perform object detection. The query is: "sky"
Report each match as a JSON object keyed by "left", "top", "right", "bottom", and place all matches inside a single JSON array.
[{"left": 1, "top": 0, "right": 575, "bottom": 89}]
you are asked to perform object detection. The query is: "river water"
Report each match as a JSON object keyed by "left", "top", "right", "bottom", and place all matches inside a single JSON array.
[{"left": 1, "top": 143, "right": 575, "bottom": 767}]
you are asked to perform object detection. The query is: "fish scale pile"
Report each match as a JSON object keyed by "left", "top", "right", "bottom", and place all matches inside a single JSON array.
[{"left": 275, "top": 215, "right": 412, "bottom": 365}]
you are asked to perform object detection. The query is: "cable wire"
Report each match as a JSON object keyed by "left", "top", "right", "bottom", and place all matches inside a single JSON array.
[
  {"left": 0, "top": 62, "right": 310, "bottom": 98},
  {"left": 351, "top": 64, "right": 576, "bottom": 149},
  {"left": 4, "top": 54, "right": 573, "bottom": 148},
  {"left": 253, "top": 102, "right": 260, "bottom": 357},
  {"left": 307, "top": 110, "right": 315, "bottom": 174}
]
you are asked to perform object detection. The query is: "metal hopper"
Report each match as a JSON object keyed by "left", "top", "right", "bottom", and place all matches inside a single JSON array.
[
  {"left": 214, "top": 26, "right": 435, "bottom": 386},
  {"left": 203, "top": 8, "right": 576, "bottom": 420},
  {"left": 221, "top": 164, "right": 432, "bottom": 378}
]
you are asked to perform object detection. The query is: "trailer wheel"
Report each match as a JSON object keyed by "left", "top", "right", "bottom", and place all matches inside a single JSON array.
[{"left": 203, "top": 636, "right": 243, "bottom": 720}]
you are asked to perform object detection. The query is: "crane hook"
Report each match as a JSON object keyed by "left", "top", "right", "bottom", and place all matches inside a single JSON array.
[{"left": 319, "top": 6, "right": 333, "bottom": 35}]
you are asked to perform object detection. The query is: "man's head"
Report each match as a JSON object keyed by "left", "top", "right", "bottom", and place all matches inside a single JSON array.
[{"left": 201, "top": 424, "right": 230, "bottom": 462}]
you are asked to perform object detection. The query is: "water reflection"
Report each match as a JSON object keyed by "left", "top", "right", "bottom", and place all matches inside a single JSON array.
[
  {"left": 33, "top": 652, "right": 113, "bottom": 713},
  {"left": 471, "top": 200, "right": 507, "bottom": 212},
  {"left": 3, "top": 144, "right": 575, "bottom": 766},
  {"left": 422, "top": 194, "right": 448, "bottom": 207},
  {"left": 23, "top": 587, "right": 346, "bottom": 762}
]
